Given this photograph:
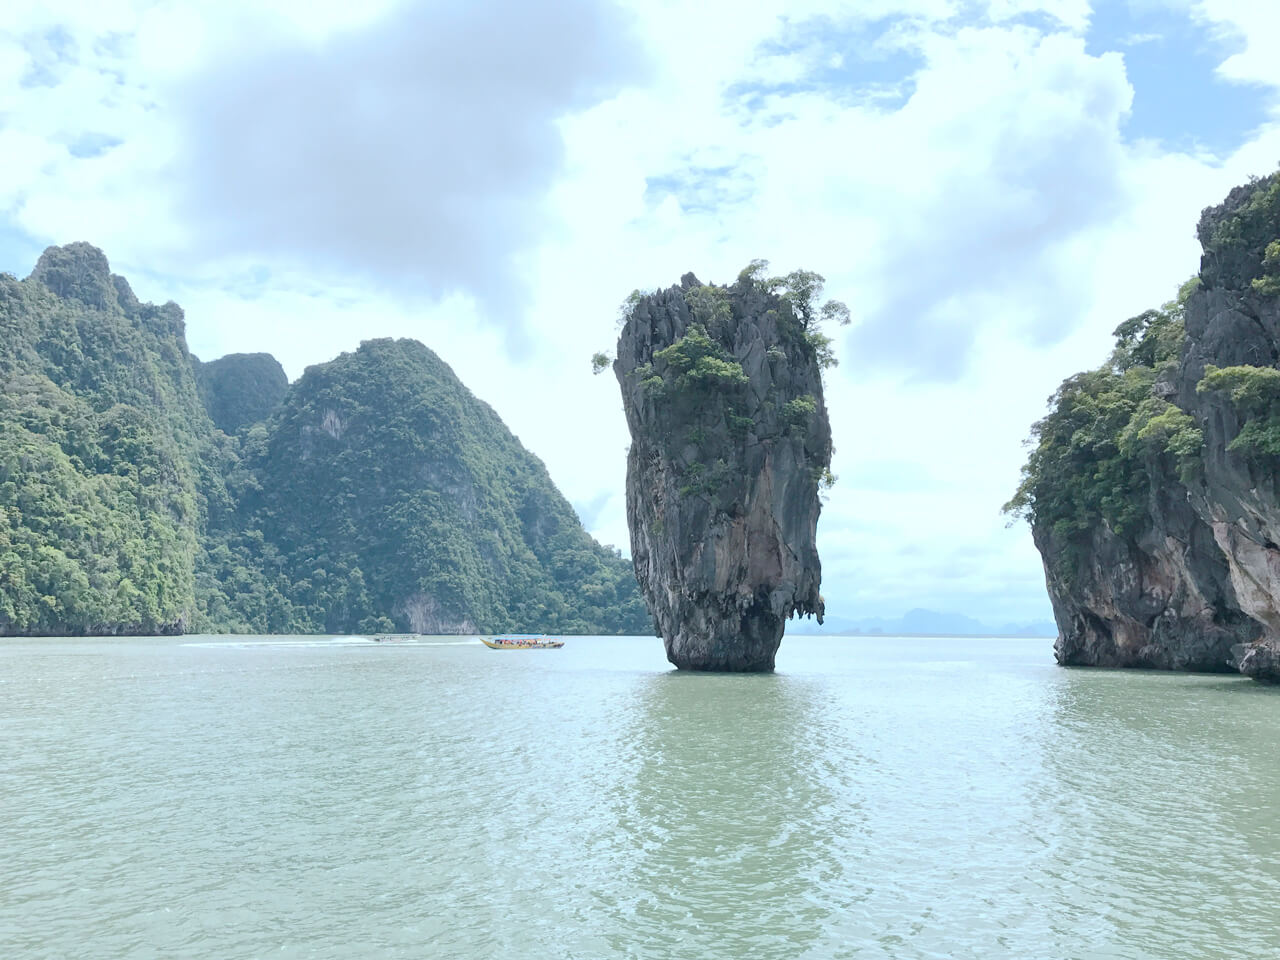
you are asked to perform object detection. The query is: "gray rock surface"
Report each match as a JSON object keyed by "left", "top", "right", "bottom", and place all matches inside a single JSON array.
[
  {"left": 1173, "top": 180, "right": 1280, "bottom": 680},
  {"left": 1037, "top": 479, "right": 1253, "bottom": 672},
  {"left": 1035, "top": 173, "right": 1280, "bottom": 681},
  {"left": 614, "top": 272, "right": 830, "bottom": 671}
]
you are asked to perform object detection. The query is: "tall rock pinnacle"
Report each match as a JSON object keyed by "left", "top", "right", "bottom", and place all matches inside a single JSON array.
[{"left": 613, "top": 268, "right": 835, "bottom": 671}]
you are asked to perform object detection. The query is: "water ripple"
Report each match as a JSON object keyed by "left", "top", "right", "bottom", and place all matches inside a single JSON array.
[{"left": 2, "top": 636, "right": 1279, "bottom": 958}]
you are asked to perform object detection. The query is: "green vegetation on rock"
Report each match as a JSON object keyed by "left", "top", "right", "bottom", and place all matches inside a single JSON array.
[
  {"left": 653, "top": 323, "right": 750, "bottom": 391},
  {"left": 232, "top": 338, "right": 650, "bottom": 635},
  {"left": 0, "top": 244, "right": 210, "bottom": 634},
  {"left": 1198, "top": 170, "right": 1280, "bottom": 293},
  {"left": 0, "top": 244, "right": 649, "bottom": 637},
  {"left": 1198, "top": 364, "right": 1280, "bottom": 458},
  {"left": 593, "top": 262, "right": 849, "bottom": 379},
  {"left": 1257, "top": 241, "right": 1280, "bottom": 297},
  {"left": 193, "top": 353, "right": 288, "bottom": 435},
  {"left": 781, "top": 395, "right": 818, "bottom": 427},
  {"left": 1006, "top": 285, "right": 1202, "bottom": 571}
]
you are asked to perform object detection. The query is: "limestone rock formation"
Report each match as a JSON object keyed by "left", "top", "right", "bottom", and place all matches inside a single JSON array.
[
  {"left": 1174, "top": 175, "right": 1280, "bottom": 680},
  {"left": 1035, "top": 479, "right": 1254, "bottom": 672},
  {"left": 614, "top": 271, "right": 832, "bottom": 671},
  {"left": 29, "top": 241, "right": 124, "bottom": 312},
  {"left": 1018, "top": 171, "right": 1280, "bottom": 681},
  {"left": 1, "top": 244, "right": 650, "bottom": 637}
]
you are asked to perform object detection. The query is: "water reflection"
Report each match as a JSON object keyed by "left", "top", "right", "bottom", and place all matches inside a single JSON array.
[
  {"left": 7, "top": 637, "right": 1280, "bottom": 959},
  {"left": 1035, "top": 669, "right": 1280, "bottom": 960},
  {"left": 595, "top": 671, "right": 860, "bottom": 959}
]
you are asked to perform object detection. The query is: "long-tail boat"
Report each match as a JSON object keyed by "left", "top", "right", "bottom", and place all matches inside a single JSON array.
[{"left": 480, "top": 635, "right": 565, "bottom": 649}]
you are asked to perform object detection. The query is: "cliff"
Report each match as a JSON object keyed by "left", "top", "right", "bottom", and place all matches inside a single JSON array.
[
  {"left": 1032, "top": 475, "right": 1254, "bottom": 671},
  {"left": 238, "top": 338, "right": 651, "bottom": 635},
  {"left": 1013, "top": 171, "right": 1280, "bottom": 680},
  {"left": 0, "top": 243, "right": 210, "bottom": 635},
  {"left": 1176, "top": 174, "right": 1280, "bottom": 679},
  {"left": 0, "top": 244, "right": 648, "bottom": 636},
  {"left": 613, "top": 268, "right": 835, "bottom": 670}
]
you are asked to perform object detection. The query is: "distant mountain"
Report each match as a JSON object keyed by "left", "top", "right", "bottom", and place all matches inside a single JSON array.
[
  {"left": 0, "top": 243, "right": 650, "bottom": 636},
  {"left": 192, "top": 352, "right": 288, "bottom": 434},
  {"left": 228, "top": 337, "right": 651, "bottom": 635},
  {"left": 788, "top": 608, "right": 1057, "bottom": 638}
]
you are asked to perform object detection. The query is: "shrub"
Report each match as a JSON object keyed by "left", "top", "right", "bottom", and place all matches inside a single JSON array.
[
  {"left": 782, "top": 395, "right": 817, "bottom": 426},
  {"left": 1198, "top": 364, "right": 1280, "bottom": 458},
  {"left": 654, "top": 324, "right": 748, "bottom": 390},
  {"left": 1253, "top": 240, "right": 1280, "bottom": 296}
]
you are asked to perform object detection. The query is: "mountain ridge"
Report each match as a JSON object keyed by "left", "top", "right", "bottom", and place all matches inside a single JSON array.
[{"left": 0, "top": 243, "right": 649, "bottom": 637}]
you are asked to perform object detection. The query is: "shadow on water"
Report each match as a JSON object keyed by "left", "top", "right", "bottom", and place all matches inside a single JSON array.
[
  {"left": 1190, "top": 678, "right": 1280, "bottom": 696},
  {"left": 1059, "top": 662, "right": 1280, "bottom": 693},
  {"left": 591, "top": 670, "right": 861, "bottom": 960},
  {"left": 1031, "top": 667, "right": 1280, "bottom": 960}
]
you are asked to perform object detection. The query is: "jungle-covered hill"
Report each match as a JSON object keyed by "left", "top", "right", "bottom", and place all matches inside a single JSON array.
[{"left": 0, "top": 243, "right": 649, "bottom": 636}]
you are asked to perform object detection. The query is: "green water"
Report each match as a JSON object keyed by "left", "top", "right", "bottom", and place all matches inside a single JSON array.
[{"left": 2, "top": 635, "right": 1278, "bottom": 959}]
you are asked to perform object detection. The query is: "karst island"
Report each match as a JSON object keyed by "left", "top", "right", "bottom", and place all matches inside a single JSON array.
[
  {"left": 599, "top": 263, "right": 847, "bottom": 671},
  {"left": 1009, "top": 171, "right": 1280, "bottom": 683}
]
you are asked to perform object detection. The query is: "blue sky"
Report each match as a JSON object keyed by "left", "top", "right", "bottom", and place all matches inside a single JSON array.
[
  {"left": 2, "top": 0, "right": 1278, "bottom": 626},
  {"left": 1086, "top": 1, "right": 1271, "bottom": 154}
]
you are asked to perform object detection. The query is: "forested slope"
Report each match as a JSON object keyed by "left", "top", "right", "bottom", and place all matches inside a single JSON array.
[
  {"left": 0, "top": 244, "right": 210, "bottom": 634},
  {"left": 227, "top": 338, "right": 651, "bottom": 635},
  {"left": 0, "top": 244, "right": 647, "bottom": 636}
]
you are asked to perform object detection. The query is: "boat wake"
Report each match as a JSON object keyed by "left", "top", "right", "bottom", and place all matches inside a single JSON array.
[{"left": 181, "top": 637, "right": 484, "bottom": 649}]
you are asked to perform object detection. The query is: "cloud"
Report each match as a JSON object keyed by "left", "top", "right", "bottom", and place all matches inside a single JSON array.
[
  {"left": 644, "top": 162, "right": 761, "bottom": 215},
  {"left": 6, "top": 0, "right": 1280, "bottom": 627},
  {"left": 1195, "top": 1, "right": 1280, "bottom": 92},
  {"left": 726, "top": 15, "right": 928, "bottom": 110},
  {"left": 841, "top": 28, "right": 1133, "bottom": 380},
  {"left": 166, "top": 0, "right": 646, "bottom": 336},
  {"left": 986, "top": 0, "right": 1091, "bottom": 32},
  {"left": 625, "top": 11, "right": 1137, "bottom": 381},
  {"left": 1087, "top": 0, "right": 1273, "bottom": 156}
]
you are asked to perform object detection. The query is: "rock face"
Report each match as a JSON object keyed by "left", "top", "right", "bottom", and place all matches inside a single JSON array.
[
  {"left": 1036, "top": 480, "right": 1254, "bottom": 672},
  {"left": 1021, "top": 172, "right": 1280, "bottom": 680},
  {"left": 1174, "top": 176, "right": 1280, "bottom": 680},
  {"left": 614, "top": 272, "right": 831, "bottom": 671}
]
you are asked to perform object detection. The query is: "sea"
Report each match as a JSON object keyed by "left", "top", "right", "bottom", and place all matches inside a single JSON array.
[{"left": 2, "top": 634, "right": 1278, "bottom": 959}]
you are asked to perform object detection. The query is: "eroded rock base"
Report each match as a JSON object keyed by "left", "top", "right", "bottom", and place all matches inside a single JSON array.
[
  {"left": 664, "top": 607, "right": 783, "bottom": 672},
  {"left": 1234, "top": 641, "right": 1280, "bottom": 682}
]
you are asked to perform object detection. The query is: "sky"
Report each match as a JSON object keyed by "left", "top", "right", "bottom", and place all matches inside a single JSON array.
[{"left": 3, "top": 0, "right": 1279, "bottom": 626}]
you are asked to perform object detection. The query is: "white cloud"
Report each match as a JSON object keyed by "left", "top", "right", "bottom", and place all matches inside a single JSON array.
[
  {"left": 987, "top": 0, "right": 1091, "bottom": 32},
  {"left": 5, "top": 0, "right": 1280, "bottom": 625},
  {"left": 1196, "top": 0, "right": 1280, "bottom": 92}
]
